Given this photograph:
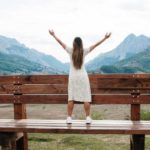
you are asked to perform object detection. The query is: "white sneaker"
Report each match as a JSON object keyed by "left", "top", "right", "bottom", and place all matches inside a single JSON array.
[
  {"left": 66, "top": 116, "right": 72, "bottom": 124},
  {"left": 86, "top": 116, "right": 92, "bottom": 124}
]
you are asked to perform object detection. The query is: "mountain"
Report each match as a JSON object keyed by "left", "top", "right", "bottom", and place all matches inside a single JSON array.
[
  {"left": 0, "top": 35, "right": 68, "bottom": 73},
  {"left": 0, "top": 52, "right": 62, "bottom": 75},
  {"left": 1, "top": 34, "right": 150, "bottom": 74},
  {"left": 94, "top": 47, "right": 150, "bottom": 73},
  {"left": 86, "top": 34, "right": 150, "bottom": 71}
]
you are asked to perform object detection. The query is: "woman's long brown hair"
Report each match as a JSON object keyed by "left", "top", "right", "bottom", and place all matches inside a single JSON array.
[{"left": 72, "top": 37, "right": 83, "bottom": 69}]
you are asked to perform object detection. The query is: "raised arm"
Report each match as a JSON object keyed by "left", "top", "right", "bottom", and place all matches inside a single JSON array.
[
  {"left": 48, "top": 29, "right": 66, "bottom": 49},
  {"left": 89, "top": 33, "right": 111, "bottom": 52}
]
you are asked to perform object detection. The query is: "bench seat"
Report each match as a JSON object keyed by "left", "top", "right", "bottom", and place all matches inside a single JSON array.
[{"left": 0, "top": 119, "right": 150, "bottom": 134}]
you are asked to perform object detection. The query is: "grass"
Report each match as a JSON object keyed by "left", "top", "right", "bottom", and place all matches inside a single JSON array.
[
  {"left": 27, "top": 133, "right": 150, "bottom": 150},
  {"left": 91, "top": 110, "right": 103, "bottom": 120},
  {"left": 28, "top": 134, "right": 130, "bottom": 150},
  {"left": 141, "top": 110, "right": 150, "bottom": 120}
]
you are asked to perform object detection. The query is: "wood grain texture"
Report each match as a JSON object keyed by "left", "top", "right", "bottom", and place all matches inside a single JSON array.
[
  {"left": 0, "top": 74, "right": 150, "bottom": 84},
  {"left": 0, "top": 74, "right": 149, "bottom": 94},
  {"left": 0, "top": 94, "right": 149, "bottom": 104},
  {"left": 0, "top": 119, "right": 150, "bottom": 134}
]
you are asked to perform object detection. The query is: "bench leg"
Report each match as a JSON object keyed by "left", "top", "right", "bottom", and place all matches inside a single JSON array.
[
  {"left": 0, "top": 133, "right": 14, "bottom": 150},
  {"left": 1, "top": 132, "right": 28, "bottom": 150},
  {"left": 14, "top": 104, "right": 28, "bottom": 150},
  {"left": 1, "top": 140, "right": 11, "bottom": 150},
  {"left": 130, "top": 134, "right": 145, "bottom": 150},
  {"left": 2, "top": 146, "right": 11, "bottom": 150},
  {"left": 11, "top": 139, "right": 17, "bottom": 150},
  {"left": 16, "top": 133, "right": 28, "bottom": 150}
]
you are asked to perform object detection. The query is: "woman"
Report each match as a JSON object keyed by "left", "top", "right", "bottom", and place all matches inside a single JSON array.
[{"left": 49, "top": 30, "right": 111, "bottom": 124}]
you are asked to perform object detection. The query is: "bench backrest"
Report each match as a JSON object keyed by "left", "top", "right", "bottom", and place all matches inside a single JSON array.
[{"left": 0, "top": 74, "right": 150, "bottom": 120}]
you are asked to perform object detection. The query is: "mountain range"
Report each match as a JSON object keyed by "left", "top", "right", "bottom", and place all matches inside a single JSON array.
[
  {"left": 0, "top": 52, "right": 62, "bottom": 75},
  {"left": 97, "top": 47, "right": 150, "bottom": 73},
  {"left": 86, "top": 34, "right": 150, "bottom": 72},
  {"left": 0, "top": 35, "right": 67, "bottom": 74},
  {"left": 0, "top": 34, "right": 150, "bottom": 74}
]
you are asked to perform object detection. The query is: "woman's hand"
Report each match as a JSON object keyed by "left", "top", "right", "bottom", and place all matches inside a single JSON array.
[
  {"left": 48, "top": 29, "right": 66, "bottom": 49},
  {"left": 104, "top": 32, "right": 111, "bottom": 39},
  {"left": 49, "top": 29, "right": 55, "bottom": 36},
  {"left": 89, "top": 32, "right": 112, "bottom": 51}
]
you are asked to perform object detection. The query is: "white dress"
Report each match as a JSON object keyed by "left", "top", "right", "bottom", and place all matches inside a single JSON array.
[{"left": 65, "top": 46, "right": 92, "bottom": 102}]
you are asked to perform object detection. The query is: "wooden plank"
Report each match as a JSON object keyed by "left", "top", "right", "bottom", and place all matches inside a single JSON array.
[
  {"left": 0, "top": 76, "right": 15, "bottom": 84},
  {"left": 3, "top": 119, "right": 150, "bottom": 124},
  {"left": 0, "top": 95, "right": 133, "bottom": 104},
  {"left": 15, "top": 94, "right": 150, "bottom": 104},
  {"left": 97, "top": 78, "right": 150, "bottom": 89},
  {"left": 0, "top": 84, "right": 17, "bottom": 94},
  {"left": 0, "top": 94, "right": 149, "bottom": 104},
  {"left": 0, "top": 74, "right": 149, "bottom": 94},
  {"left": 18, "top": 84, "right": 68, "bottom": 94},
  {"left": 0, "top": 119, "right": 150, "bottom": 134},
  {"left": 11, "top": 84, "right": 149, "bottom": 94},
  {"left": 92, "top": 95, "right": 150, "bottom": 104},
  {"left": 0, "top": 83, "right": 149, "bottom": 94},
  {"left": 12, "top": 75, "right": 68, "bottom": 84},
  {"left": 89, "top": 74, "right": 150, "bottom": 79},
  {"left": 1, "top": 74, "right": 149, "bottom": 84},
  {"left": 0, "top": 95, "right": 14, "bottom": 103}
]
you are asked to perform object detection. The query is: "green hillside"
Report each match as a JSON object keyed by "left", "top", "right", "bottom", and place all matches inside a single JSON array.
[
  {"left": 0, "top": 53, "right": 59, "bottom": 75},
  {"left": 0, "top": 35, "right": 68, "bottom": 73},
  {"left": 94, "top": 47, "right": 150, "bottom": 73}
]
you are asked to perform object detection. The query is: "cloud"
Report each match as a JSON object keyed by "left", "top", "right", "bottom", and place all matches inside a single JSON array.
[
  {"left": 117, "top": 0, "right": 148, "bottom": 12},
  {"left": 0, "top": 0, "right": 150, "bottom": 63}
]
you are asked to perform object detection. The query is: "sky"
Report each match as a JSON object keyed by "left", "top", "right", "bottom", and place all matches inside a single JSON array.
[{"left": 0, "top": 0, "right": 150, "bottom": 63}]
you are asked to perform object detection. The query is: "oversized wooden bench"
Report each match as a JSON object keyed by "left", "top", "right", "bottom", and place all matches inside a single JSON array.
[{"left": 0, "top": 74, "right": 150, "bottom": 150}]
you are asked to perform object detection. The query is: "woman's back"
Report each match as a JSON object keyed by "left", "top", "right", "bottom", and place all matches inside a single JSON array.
[{"left": 65, "top": 46, "right": 90, "bottom": 75}]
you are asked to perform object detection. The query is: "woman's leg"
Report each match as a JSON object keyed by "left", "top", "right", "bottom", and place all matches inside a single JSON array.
[
  {"left": 84, "top": 102, "right": 91, "bottom": 116},
  {"left": 67, "top": 100, "right": 74, "bottom": 117}
]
